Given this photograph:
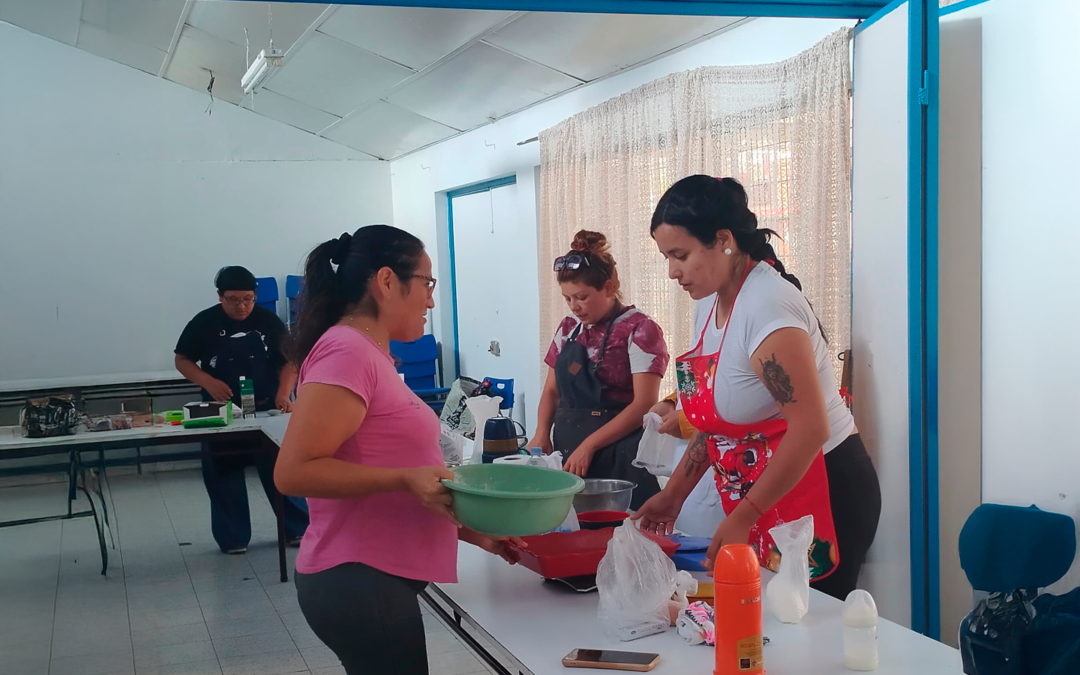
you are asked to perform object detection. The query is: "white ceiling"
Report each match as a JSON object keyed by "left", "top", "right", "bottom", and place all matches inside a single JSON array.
[{"left": 0, "top": 0, "right": 746, "bottom": 160}]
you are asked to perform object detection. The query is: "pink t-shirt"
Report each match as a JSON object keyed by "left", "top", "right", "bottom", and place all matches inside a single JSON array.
[{"left": 294, "top": 326, "right": 458, "bottom": 583}]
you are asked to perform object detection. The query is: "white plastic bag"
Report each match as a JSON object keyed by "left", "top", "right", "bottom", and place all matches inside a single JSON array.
[
  {"left": 597, "top": 522, "right": 679, "bottom": 641},
  {"left": 765, "top": 514, "right": 815, "bottom": 623},
  {"left": 633, "top": 413, "right": 679, "bottom": 477},
  {"left": 439, "top": 425, "right": 466, "bottom": 467},
  {"left": 551, "top": 506, "right": 580, "bottom": 534}
]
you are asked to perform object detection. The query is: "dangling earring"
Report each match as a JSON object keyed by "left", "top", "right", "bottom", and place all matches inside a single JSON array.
[{"left": 724, "top": 248, "right": 733, "bottom": 256}]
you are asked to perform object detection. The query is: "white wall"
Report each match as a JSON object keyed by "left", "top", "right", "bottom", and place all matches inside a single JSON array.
[
  {"left": 390, "top": 16, "right": 855, "bottom": 425},
  {"left": 946, "top": 0, "right": 1080, "bottom": 592},
  {"left": 0, "top": 23, "right": 393, "bottom": 388},
  {"left": 851, "top": 6, "right": 913, "bottom": 627}
]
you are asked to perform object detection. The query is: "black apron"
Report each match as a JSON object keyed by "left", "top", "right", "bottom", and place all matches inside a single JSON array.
[
  {"left": 552, "top": 310, "right": 661, "bottom": 510},
  {"left": 205, "top": 329, "right": 278, "bottom": 412}
]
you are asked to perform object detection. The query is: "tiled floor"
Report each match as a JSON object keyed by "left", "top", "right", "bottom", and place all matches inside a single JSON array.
[{"left": 0, "top": 469, "right": 501, "bottom": 675}]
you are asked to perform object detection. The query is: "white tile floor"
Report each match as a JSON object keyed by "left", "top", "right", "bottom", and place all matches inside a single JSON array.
[{"left": 0, "top": 469, "right": 503, "bottom": 675}]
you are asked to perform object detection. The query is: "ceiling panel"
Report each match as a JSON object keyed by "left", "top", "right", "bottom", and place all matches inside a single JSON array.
[
  {"left": 165, "top": 25, "right": 248, "bottom": 105},
  {"left": 245, "top": 89, "right": 341, "bottom": 136},
  {"left": 0, "top": 0, "right": 82, "bottom": 45},
  {"left": 186, "top": 1, "right": 328, "bottom": 54},
  {"left": 76, "top": 21, "right": 167, "bottom": 75},
  {"left": 387, "top": 41, "right": 580, "bottom": 131},
  {"left": 81, "top": 0, "right": 186, "bottom": 52},
  {"left": 266, "top": 32, "right": 414, "bottom": 117},
  {"left": 324, "top": 101, "right": 458, "bottom": 160},
  {"left": 319, "top": 5, "right": 514, "bottom": 71},
  {"left": 486, "top": 13, "right": 744, "bottom": 81}
]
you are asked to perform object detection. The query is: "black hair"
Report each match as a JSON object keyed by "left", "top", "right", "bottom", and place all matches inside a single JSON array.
[
  {"left": 290, "top": 224, "right": 425, "bottom": 365},
  {"left": 651, "top": 175, "right": 826, "bottom": 340},
  {"left": 557, "top": 230, "right": 621, "bottom": 299},
  {"left": 650, "top": 175, "right": 805, "bottom": 289},
  {"left": 215, "top": 266, "right": 257, "bottom": 294}
]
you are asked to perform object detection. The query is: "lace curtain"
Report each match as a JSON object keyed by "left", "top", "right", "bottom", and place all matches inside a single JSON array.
[{"left": 538, "top": 28, "right": 853, "bottom": 392}]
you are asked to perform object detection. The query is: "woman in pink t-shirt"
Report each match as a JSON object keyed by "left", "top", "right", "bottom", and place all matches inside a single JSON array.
[{"left": 274, "top": 224, "right": 523, "bottom": 675}]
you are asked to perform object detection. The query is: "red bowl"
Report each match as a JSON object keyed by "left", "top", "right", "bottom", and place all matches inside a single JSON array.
[
  {"left": 576, "top": 510, "right": 630, "bottom": 530},
  {"left": 517, "top": 527, "right": 678, "bottom": 579}
]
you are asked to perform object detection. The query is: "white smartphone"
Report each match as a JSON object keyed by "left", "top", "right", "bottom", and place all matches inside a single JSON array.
[{"left": 562, "top": 649, "right": 660, "bottom": 672}]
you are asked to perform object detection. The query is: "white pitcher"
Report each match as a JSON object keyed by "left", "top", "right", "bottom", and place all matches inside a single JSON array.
[{"left": 464, "top": 395, "right": 502, "bottom": 464}]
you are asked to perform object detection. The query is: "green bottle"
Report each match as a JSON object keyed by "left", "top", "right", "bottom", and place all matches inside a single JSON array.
[{"left": 239, "top": 376, "right": 255, "bottom": 418}]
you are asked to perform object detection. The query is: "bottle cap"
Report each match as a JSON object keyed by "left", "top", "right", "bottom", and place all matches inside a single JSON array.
[
  {"left": 713, "top": 544, "right": 760, "bottom": 585},
  {"left": 843, "top": 589, "right": 879, "bottom": 628},
  {"left": 529, "top": 447, "right": 542, "bottom": 456}
]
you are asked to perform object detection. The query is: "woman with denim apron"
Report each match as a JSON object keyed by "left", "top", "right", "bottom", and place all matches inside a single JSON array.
[
  {"left": 527, "top": 231, "right": 668, "bottom": 510},
  {"left": 635, "top": 176, "right": 881, "bottom": 601}
]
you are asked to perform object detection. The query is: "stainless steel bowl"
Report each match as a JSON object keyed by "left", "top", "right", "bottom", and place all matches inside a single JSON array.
[{"left": 573, "top": 479, "right": 636, "bottom": 514}]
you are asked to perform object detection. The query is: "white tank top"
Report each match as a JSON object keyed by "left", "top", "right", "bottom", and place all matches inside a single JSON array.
[{"left": 690, "top": 263, "right": 854, "bottom": 453}]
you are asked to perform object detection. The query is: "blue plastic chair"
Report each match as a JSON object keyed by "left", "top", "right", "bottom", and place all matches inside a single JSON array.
[
  {"left": 958, "top": 504, "right": 1077, "bottom": 675},
  {"left": 389, "top": 335, "right": 451, "bottom": 411},
  {"left": 483, "top": 377, "right": 514, "bottom": 412},
  {"left": 286, "top": 275, "right": 303, "bottom": 327},
  {"left": 960, "top": 504, "right": 1076, "bottom": 593},
  {"left": 256, "top": 277, "right": 279, "bottom": 315}
]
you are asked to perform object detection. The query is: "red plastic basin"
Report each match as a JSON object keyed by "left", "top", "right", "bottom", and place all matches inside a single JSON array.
[{"left": 517, "top": 527, "right": 679, "bottom": 579}]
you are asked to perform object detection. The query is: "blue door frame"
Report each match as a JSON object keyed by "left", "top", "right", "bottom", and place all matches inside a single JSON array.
[
  {"left": 854, "top": 0, "right": 940, "bottom": 639},
  {"left": 253, "top": 0, "right": 941, "bottom": 639},
  {"left": 445, "top": 176, "right": 519, "bottom": 379}
]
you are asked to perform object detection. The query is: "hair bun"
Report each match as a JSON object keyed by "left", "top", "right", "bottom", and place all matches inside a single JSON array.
[
  {"left": 569, "top": 230, "right": 610, "bottom": 255},
  {"left": 330, "top": 232, "right": 353, "bottom": 265}
]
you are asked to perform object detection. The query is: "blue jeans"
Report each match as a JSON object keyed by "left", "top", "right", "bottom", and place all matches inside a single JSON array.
[{"left": 201, "top": 439, "right": 309, "bottom": 552}]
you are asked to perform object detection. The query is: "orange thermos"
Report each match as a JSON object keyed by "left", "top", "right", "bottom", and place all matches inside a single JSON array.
[{"left": 713, "top": 544, "right": 765, "bottom": 675}]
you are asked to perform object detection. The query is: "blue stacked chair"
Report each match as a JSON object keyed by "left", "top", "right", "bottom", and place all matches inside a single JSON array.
[
  {"left": 286, "top": 275, "right": 303, "bottom": 327},
  {"left": 389, "top": 334, "right": 451, "bottom": 412},
  {"left": 483, "top": 377, "right": 515, "bottom": 413},
  {"left": 256, "top": 277, "right": 279, "bottom": 316}
]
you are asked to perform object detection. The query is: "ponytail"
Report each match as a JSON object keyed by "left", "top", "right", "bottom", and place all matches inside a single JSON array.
[{"left": 290, "top": 224, "right": 425, "bottom": 365}]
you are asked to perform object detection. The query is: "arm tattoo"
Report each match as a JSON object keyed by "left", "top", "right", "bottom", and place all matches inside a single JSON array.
[
  {"left": 760, "top": 353, "right": 797, "bottom": 406},
  {"left": 683, "top": 433, "right": 709, "bottom": 478}
]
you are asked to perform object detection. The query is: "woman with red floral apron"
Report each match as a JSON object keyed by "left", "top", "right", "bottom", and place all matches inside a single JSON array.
[{"left": 635, "top": 176, "right": 881, "bottom": 600}]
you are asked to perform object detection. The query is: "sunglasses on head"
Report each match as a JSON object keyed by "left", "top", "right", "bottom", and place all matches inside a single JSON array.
[{"left": 553, "top": 252, "right": 609, "bottom": 278}]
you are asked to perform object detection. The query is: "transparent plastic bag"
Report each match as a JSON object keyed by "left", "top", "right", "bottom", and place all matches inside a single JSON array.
[
  {"left": 633, "top": 413, "right": 679, "bottom": 477},
  {"left": 597, "top": 522, "right": 679, "bottom": 641},
  {"left": 765, "top": 514, "right": 815, "bottom": 623},
  {"left": 439, "top": 425, "right": 466, "bottom": 467}
]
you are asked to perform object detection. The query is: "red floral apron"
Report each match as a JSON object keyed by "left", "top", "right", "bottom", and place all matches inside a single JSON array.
[{"left": 676, "top": 265, "right": 840, "bottom": 580}]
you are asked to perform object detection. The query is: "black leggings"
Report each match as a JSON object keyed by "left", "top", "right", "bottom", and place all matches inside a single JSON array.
[
  {"left": 810, "top": 434, "right": 882, "bottom": 601},
  {"left": 296, "top": 563, "right": 430, "bottom": 675}
]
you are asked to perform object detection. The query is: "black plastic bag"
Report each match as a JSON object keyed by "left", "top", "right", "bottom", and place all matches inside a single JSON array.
[{"left": 21, "top": 396, "right": 79, "bottom": 438}]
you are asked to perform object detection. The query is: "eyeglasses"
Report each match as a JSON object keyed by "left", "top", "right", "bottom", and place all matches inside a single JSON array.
[
  {"left": 413, "top": 274, "right": 437, "bottom": 296},
  {"left": 222, "top": 295, "right": 256, "bottom": 307},
  {"left": 554, "top": 253, "right": 609, "bottom": 278}
]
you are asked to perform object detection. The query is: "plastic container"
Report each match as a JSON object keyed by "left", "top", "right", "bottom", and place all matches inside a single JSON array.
[
  {"left": 843, "top": 590, "right": 879, "bottom": 671},
  {"left": 239, "top": 377, "right": 255, "bottom": 417},
  {"left": 577, "top": 510, "right": 630, "bottom": 530},
  {"left": 516, "top": 527, "right": 679, "bottom": 579},
  {"left": 442, "top": 464, "right": 584, "bottom": 536},
  {"left": 713, "top": 544, "right": 764, "bottom": 675}
]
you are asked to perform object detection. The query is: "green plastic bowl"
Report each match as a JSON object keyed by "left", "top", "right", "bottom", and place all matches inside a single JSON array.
[{"left": 443, "top": 464, "right": 585, "bottom": 537}]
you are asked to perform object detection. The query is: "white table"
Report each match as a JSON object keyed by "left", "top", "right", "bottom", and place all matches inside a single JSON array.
[
  {"left": 0, "top": 414, "right": 294, "bottom": 580},
  {"left": 427, "top": 545, "right": 962, "bottom": 675}
]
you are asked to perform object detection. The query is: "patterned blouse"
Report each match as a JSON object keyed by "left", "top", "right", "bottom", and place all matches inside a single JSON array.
[{"left": 544, "top": 306, "right": 670, "bottom": 404}]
